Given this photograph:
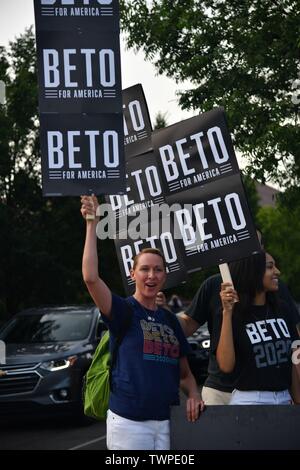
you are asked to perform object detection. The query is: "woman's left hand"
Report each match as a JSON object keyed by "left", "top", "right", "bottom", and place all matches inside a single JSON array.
[
  {"left": 220, "top": 282, "right": 239, "bottom": 315},
  {"left": 186, "top": 395, "right": 205, "bottom": 422}
]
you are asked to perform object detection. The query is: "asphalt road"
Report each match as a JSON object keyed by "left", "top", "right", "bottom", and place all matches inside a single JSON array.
[
  {"left": 0, "top": 416, "right": 107, "bottom": 450},
  {"left": 0, "top": 391, "right": 199, "bottom": 450}
]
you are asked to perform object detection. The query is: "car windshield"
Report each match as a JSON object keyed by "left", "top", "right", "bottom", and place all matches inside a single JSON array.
[{"left": 0, "top": 311, "right": 93, "bottom": 343}]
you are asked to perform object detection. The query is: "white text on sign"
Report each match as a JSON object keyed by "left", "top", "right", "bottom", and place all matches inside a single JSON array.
[
  {"left": 159, "top": 126, "right": 230, "bottom": 181},
  {"left": 43, "top": 49, "right": 115, "bottom": 88},
  {"left": 47, "top": 130, "right": 119, "bottom": 168}
]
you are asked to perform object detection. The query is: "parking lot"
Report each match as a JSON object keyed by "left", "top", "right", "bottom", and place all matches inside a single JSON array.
[{"left": 0, "top": 416, "right": 107, "bottom": 450}]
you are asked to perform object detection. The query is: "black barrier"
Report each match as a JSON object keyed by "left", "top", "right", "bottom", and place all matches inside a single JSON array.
[{"left": 171, "top": 404, "right": 300, "bottom": 450}]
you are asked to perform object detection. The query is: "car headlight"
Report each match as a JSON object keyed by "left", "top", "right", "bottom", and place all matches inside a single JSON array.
[
  {"left": 40, "top": 356, "right": 77, "bottom": 372},
  {"left": 201, "top": 339, "right": 210, "bottom": 349}
]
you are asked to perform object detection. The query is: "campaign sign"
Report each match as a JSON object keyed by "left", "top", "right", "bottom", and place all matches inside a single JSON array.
[
  {"left": 36, "top": 30, "right": 122, "bottom": 113},
  {"left": 107, "top": 151, "right": 166, "bottom": 232},
  {"left": 171, "top": 173, "right": 261, "bottom": 272},
  {"left": 34, "top": 0, "right": 120, "bottom": 32},
  {"left": 122, "top": 84, "right": 153, "bottom": 159},
  {"left": 39, "top": 113, "right": 125, "bottom": 196},
  {"left": 153, "top": 108, "right": 240, "bottom": 200},
  {"left": 114, "top": 221, "right": 187, "bottom": 295}
]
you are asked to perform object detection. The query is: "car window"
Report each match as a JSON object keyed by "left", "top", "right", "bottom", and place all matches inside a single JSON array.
[
  {"left": 0, "top": 312, "right": 93, "bottom": 343},
  {"left": 96, "top": 318, "right": 108, "bottom": 339}
]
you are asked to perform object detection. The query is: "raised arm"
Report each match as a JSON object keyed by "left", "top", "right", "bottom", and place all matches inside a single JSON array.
[
  {"left": 81, "top": 195, "right": 112, "bottom": 318},
  {"left": 216, "top": 283, "right": 238, "bottom": 373}
]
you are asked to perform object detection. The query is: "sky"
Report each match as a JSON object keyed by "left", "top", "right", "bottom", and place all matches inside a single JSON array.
[{"left": 0, "top": 0, "right": 197, "bottom": 126}]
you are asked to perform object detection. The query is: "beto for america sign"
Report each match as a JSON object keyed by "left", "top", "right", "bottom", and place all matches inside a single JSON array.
[
  {"left": 36, "top": 30, "right": 122, "bottom": 113},
  {"left": 105, "top": 105, "right": 261, "bottom": 291},
  {"left": 40, "top": 113, "right": 125, "bottom": 196},
  {"left": 154, "top": 108, "right": 239, "bottom": 199},
  {"left": 34, "top": 0, "right": 119, "bottom": 31},
  {"left": 114, "top": 222, "right": 187, "bottom": 296},
  {"left": 173, "top": 174, "right": 260, "bottom": 271},
  {"left": 122, "top": 84, "right": 153, "bottom": 159}
]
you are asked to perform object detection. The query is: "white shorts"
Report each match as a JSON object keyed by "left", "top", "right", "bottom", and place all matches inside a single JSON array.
[
  {"left": 230, "top": 389, "right": 292, "bottom": 405},
  {"left": 201, "top": 386, "right": 232, "bottom": 405},
  {"left": 106, "top": 409, "right": 170, "bottom": 450}
]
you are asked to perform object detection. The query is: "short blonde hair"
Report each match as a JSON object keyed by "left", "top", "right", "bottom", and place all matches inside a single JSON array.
[{"left": 132, "top": 248, "right": 166, "bottom": 270}]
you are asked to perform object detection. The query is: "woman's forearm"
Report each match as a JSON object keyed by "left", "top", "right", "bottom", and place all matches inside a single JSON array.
[
  {"left": 180, "top": 372, "right": 200, "bottom": 398},
  {"left": 82, "top": 221, "right": 99, "bottom": 284},
  {"left": 216, "top": 312, "right": 236, "bottom": 373},
  {"left": 290, "top": 362, "right": 300, "bottom": 404},
  {"left": 81, "top": 196, "right": 112, "bottom": 317}
]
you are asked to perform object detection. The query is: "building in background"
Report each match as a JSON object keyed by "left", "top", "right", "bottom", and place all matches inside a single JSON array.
[{"left": 255, "top": 182, "right": 279, "bottom": 207}]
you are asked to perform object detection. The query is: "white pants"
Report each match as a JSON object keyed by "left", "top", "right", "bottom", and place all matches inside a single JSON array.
[
  {"left": 230, "top": 389, "right": 292, "bottom": 405},
  {"left": 201, "top": 386, "right": 232, "bottom": 405},
  {"left": 106, "top": 409, "right": 170, "bottom": 450}
]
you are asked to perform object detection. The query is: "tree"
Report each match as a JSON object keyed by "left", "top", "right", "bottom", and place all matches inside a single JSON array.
[
  {"left": 120, "top": 0, "right": 300, "bottom": 188},
  {"left": 153, "top": 111, "right": 168, "bottom": 129},
  {"left": 257, "top": 200, "right": 300, "bottom": 301},
  {"left": 241, "top": 173, "right": 260, "bottom": 223}
]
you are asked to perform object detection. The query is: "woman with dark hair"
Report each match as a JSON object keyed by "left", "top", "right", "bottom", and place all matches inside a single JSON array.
[
  {"left": 216, "top": 251, "right": 300, "bottom": 405},
  {"left": 81, "top": 195, "right": 204, "bottom": 450}
]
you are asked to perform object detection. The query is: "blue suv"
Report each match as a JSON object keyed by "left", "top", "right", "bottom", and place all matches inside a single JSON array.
[{"left": 0, "top": 305, "right": 107, "bottom": 421}]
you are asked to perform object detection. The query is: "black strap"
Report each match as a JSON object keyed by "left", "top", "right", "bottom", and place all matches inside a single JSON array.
[{"left": 109, "top": 300, "right": 133, "bottom": 389}]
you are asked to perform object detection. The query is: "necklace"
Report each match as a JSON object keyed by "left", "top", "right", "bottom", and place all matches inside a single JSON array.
[{"left": 132, "top": 297, "right": 157, "bottom": 322}]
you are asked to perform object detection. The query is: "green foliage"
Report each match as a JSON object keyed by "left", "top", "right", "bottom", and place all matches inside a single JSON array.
[
  {"left": 257, "top": 198, "right": 300, "bottom": 301},
  {"left": 153, "top": 111, "right": 168, "bottom": 129},
  {"left": 241, "top": 172, "right": 260, "bottom": 223},
  {"left": 120, "top": 0, "right": 300, "bottom": 188}
]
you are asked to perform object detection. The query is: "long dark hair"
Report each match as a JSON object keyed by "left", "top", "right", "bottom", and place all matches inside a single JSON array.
[{"left": 229, "top": 251, "right": 278, "bottom": 317}]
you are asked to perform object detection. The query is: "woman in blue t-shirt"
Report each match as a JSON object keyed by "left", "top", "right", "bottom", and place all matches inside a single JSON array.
[
  {"left": 81, "top": 195, "right": 204, "bottom": 450},
  {"left": 216, "top": 251, "right": 300, "bottom": 405}
]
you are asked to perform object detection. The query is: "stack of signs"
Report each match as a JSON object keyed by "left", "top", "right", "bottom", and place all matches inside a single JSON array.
[
  {"left": 122, "top": 84, "right": 153, "bottom": 159},
  {"left": 107, "top": 84, "right": 188, "bottom": 294},
  {"left": 109, "top": 87, "right": 261, "bottom": 294},
  {"left": 153, "top": 108, "right": 261, "bottom": 271},
  {"left": 34, "top": 0, "right": 125, "bottom": 196}
]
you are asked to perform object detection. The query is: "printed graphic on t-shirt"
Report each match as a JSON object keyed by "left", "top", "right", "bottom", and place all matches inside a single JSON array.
[
  {"left": 245, "top": 317, "right": 292, "bottom": 369},
  {"left": 140, "top": 319, "right": 179, "bottom": 364}
]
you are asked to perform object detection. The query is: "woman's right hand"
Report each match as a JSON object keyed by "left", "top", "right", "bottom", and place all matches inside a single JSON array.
[
  {"left": 80, "top": 195, "right": 99, "bottom": 221},
  {"left": 220, "top": 282, "right": 238, "bottom": 315}
]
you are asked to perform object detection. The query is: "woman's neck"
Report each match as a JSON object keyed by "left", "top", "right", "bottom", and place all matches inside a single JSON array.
[
  {"left": 254, "top": 291, "right": 266, "bottom": 306},
  {"left": 133, "top": 293, "right": 156, "bottom": 310}
]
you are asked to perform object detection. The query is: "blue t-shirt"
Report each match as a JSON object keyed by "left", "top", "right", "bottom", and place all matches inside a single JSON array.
[{"left": 103, "top": 295, "right": 190, "bottom": 421}]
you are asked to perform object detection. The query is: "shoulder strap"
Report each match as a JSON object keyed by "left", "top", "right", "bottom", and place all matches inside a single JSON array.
[{"left": 109, "top": 299, "right": 133, "bottom": 388}]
